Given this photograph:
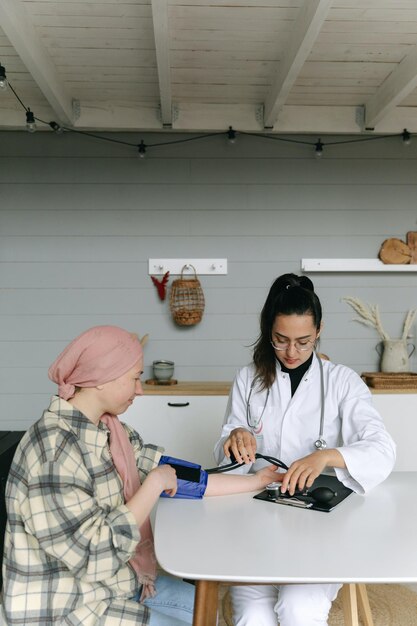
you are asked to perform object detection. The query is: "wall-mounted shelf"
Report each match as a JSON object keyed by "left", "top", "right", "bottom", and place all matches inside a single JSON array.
[{"left": 301, "top": 259, "right": 417, "bottom": 272}]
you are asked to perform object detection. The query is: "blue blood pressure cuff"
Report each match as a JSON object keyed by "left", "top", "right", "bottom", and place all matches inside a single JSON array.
[{"left": 158, "top": 455, "right": 208, "bottom": 499}]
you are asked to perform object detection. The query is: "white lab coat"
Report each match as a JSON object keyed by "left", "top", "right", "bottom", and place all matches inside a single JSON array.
[{"left": 214, "top": 354, "right": 396, "bottom": 494}]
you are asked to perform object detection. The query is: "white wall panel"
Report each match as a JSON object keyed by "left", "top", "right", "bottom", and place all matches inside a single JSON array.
[
  {"left": 1, "top": 208, "right": 416, "bottom": 236},
  {"left": 3, "top": 183, "right": 417, "bottom": 214},
  {"left": 1, "top": 131, "right": 417, "bottom": 429}
]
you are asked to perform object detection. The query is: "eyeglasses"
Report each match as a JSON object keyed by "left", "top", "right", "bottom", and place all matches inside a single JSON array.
[{"left": 270, "top": 339, "right": 316, "bottom": 352}]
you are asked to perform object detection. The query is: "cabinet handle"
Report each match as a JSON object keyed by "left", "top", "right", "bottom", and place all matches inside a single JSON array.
[{"left": 167, "top": 402, "right": 190, "bottom": 407}]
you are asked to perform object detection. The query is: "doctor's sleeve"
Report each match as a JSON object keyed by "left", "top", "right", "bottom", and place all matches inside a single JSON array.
[
  {"left": 213, "top": 369, "right": 253, "bottom": 468},
  {"left": 334, "top": 378, "right": 396, "bottom": 494}
]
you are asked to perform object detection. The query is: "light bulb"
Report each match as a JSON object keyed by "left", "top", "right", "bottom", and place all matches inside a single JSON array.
[
  {"left": 315, "top": 139, "right": 324, "bottom": 158},
  {"left": 227, "top": 126, "right": 236, "bottom": 144},
  {"left": 26, "top": 109, "right": 36, "bottom": 133},
  {"left": 138, "top": 140, "right": 146, "bottom": 158},
  {"left": 0, "top": 64, "right": 8, "bottom": 91},
  {"left": 49, "top": 121, "right": 64, "bottom": 134},
  {"left": 402, "top": 129, "right": 411, "bottom": 146}
]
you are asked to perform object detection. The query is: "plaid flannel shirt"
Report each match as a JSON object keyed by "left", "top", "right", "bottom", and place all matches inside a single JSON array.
[{"left": 3, "top": 396, "right": 163, "bottom": 626}]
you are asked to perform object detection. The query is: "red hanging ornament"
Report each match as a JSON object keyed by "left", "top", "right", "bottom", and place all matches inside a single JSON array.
[{"left": 151, "top": 271, "right": 170, "bottom": 301}]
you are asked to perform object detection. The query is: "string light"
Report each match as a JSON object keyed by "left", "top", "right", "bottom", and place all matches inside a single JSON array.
[
  {"left": 138, "top": 140, "right": 147, "bottom": 158},
  {"left": 315, "top": 138, "right": 324, "bottom": 158},
  {"left": 49, "top": 121, "right": 64, "bottom": 134},
  {"left": 402, "top": 128, "right": 411, "bottom": 145},
  {"left": 0, "top": 63, "right": 8, "bottom": 91},
  {"left": 227, "top": 126, "right": 236, "bottom": 144},
  {"left": 0, "top": 61, "right": 415, "bottom": 157},
  {"left": 25, "top": 109, "right": 36, "bottom": 133}
]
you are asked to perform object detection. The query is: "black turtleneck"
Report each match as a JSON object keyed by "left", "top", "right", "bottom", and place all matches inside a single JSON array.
[{"left": 278, "top": 352, "right": 313, "bottom": 396}]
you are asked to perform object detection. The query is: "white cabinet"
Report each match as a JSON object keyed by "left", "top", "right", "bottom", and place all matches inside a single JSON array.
[
  {"left": 371, "top": 394, "right": 417, "bottom": 471},
  {"left": 122, "top": 395, "right": 228, "bottom": 468},
  {"left": 121, "top": 389, "right": 417, "bottom": 472}
]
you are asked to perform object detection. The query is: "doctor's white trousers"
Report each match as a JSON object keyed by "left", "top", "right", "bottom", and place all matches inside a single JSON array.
[{"left": 230, "top": 582, "right": 342, "bottom": 626}]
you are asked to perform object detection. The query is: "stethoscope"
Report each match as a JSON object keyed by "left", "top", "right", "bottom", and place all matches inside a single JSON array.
[
  {"left": 245, "top": 352, "right": 327, "bottom": 450},
  {"left": 205, "top": 449, "right": 336, "bottom": 505}
]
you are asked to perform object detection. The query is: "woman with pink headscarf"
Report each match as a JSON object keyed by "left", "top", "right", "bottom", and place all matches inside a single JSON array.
[{"left": 3, "top": 326, "right": 278, "bottom": 626}]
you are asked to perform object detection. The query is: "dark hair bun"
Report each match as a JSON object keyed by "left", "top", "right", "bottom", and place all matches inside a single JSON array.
[
  {"left": 298, "top": 276, "right": 314, "bottom": 292},
  {"left": 271, "top": 273, "right": 315, "bottom": 294}
]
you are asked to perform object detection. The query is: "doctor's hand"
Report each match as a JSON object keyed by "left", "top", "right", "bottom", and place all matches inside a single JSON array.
[
  {"left": 280, "top": 449, "right": 346, "bottom": 496},
  {"left": 223, "top": 428, "right": 257, "bottom": 464}
]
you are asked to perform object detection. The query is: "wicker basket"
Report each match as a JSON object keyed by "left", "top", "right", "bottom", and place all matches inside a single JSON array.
[
  {"left": 169, "top": 265, "right": 205, "bottom": 326},
  {"left": 361, "top": 371, "right": 417, "bottom": 389}
]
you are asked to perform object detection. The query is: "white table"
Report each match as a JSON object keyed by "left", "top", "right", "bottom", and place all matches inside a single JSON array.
[{"left": 154, "top": 472, "right": 417, "bottom": 626}]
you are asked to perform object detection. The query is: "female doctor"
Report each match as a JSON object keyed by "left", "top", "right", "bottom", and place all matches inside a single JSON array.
[{"left": 214, "top": 273, "right": 396, "bottom": 626}]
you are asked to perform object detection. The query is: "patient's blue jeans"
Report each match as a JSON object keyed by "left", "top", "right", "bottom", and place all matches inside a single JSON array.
[{"left": 133, "top": 574, "right": 195, "bottom": 625}]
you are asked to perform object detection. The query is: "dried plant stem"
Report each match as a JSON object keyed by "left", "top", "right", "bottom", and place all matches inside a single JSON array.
[
  {"left": 342, "top": 297, "right": 390, "bottom": 341},
  {"left": 402, "top": 310, "right": 417, "bottom": 342},
  {"left": 343, "top": 297, "right": 417, "bottom": 343}
]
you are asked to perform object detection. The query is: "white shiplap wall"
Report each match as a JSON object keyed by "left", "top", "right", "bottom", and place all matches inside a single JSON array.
[{"left": 1, "top": 130, "right": 417, "bottom": 429}]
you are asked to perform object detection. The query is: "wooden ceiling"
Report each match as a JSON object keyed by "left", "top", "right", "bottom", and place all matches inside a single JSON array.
[{"left": 1, "top": 0, "right": 417, "bottom": 135}]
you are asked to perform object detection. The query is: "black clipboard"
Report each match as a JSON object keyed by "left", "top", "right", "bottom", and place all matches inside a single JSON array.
[{"left": 253, "top": 474, "right": 353, "bottom": 512}]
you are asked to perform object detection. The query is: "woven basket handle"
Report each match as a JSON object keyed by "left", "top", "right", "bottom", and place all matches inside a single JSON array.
[{"left": 180, "top": 264, "right": 197, "bottom": 279}]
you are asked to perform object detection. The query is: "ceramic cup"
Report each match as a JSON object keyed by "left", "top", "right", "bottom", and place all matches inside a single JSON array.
[{"left": 153, "top": 360, "right": 175, "bottom": 381}]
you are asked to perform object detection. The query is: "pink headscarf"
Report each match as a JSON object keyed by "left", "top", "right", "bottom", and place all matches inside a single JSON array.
[
  {"left": 48, "top": 325, "right": 142, "bottom": 401},
  {"left": 48, "top": 326, "right": 157, "bottom": 599}
]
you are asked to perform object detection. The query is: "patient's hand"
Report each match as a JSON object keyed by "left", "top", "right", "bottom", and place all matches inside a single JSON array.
[{"left": 253, "top": 465, "right": 284, "bottom": 490}]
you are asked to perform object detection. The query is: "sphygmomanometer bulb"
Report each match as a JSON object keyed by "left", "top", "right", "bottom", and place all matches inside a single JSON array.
[{"left": 308, "top": 486, "right": 337, "bottom": 503}]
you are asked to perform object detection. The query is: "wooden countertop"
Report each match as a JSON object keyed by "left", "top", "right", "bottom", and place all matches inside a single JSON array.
[
  {"left": 143, "top": 381, "right": 417, "bottom": 396},
  {"left": 143, "top": 381, "right": 231, "bottom": 396},
  {"left": 369, "top": 388, "right": 417, "bottom": 394}
]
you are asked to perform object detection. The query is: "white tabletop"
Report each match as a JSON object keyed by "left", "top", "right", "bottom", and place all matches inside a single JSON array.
[{"left": 154, "top": 472, "right": 417, "bottom": 585}]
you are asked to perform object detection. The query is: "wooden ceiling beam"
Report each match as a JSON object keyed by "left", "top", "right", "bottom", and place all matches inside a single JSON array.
[
  {"left": 73, "top": 103, "right": 163, "bottom": 131},
  {"left": 263, "top": 0, "right": 333, "bottom": 128},
  {"left": 0, "top": 0, "right": 74, "bottom": 125},
  {"left": 2, "top": 103, "right": 417, "bottom": 134},
  {"left": 365, "top": 45, "right": 417, "bottom": 129},
  {"left": 172, "top": 103, "right": 263, "bottom": 131},
  {"left": 151, "top": 0, "right": 172, "bottom": 126}
]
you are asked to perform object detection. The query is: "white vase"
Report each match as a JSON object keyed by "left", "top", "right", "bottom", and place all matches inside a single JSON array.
[{"left": 378, "top": 339, "right": 415, "bottom": 373}]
